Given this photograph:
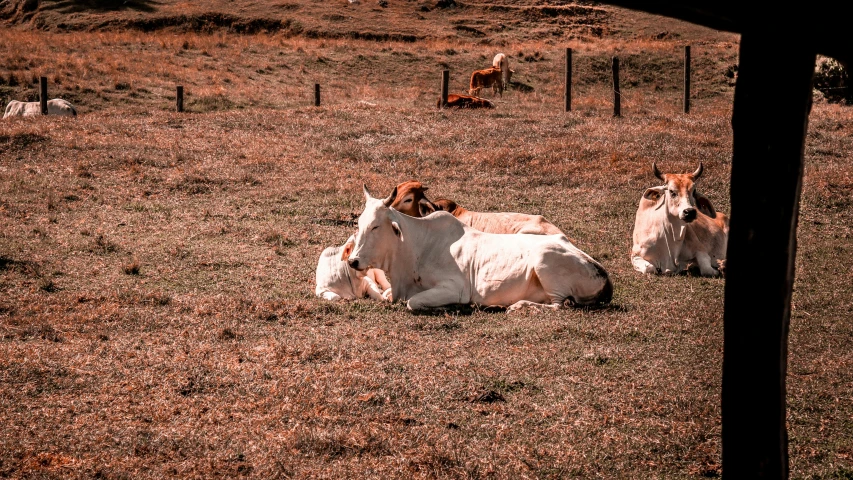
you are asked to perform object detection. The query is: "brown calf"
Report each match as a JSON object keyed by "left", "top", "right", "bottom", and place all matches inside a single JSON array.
[{"left": 469, "top": 67, "right": 504, "bottom": 97}]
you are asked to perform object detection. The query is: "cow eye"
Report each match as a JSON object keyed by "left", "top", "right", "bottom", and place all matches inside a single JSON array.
[
  {"left": 370, "top": 226, "right": 378, "bottom": 231},
  {"left": 669, "top": 190, "right": 677, "bottom": 196}
]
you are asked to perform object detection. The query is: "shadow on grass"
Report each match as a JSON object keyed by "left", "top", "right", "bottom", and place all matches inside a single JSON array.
[
  {"left": 409, "top": 304, "right": 485, "bottom": 317},
  {"left": 409, "top": 302, "right": 628, "bottom": 316},
  {"left": 50, "top": 0, "right": 159, "bottom": 13}
]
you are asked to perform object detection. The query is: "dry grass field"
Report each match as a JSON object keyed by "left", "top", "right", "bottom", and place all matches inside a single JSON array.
[{"left": 1, "top": 1, "right": 852, "bottom": 478}]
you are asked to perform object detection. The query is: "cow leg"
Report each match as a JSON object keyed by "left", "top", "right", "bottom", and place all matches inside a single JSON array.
[
  {"left": 321, "top": 291, "right": 343, "bottom": 301},
  {"left": 631, "top": 255, "right": 659, "bottom": 274},
  {"left": 362, "top": 277, "right": 389, "bottom": 301},
  {"left": 694, "top": 252, "right": 721, "bottom": 277},
  {"left": 406, "top": 284, "right": 464, "bottom": 310}
]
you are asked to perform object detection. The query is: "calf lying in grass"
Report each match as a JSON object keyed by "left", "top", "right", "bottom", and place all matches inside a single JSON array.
[{"left": 315, "top": 235, "right": 392, "bottom": 301}]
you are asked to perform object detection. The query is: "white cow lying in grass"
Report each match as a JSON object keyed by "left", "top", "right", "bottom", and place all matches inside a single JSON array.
[
  {"left": 3, "top": 99, "right": 77, "bottom": 119},
  {"left": 347, "top": 185, "right": 613, "bottom": 311},
  {"left": 315, "top": 235, "right": 392, "bottom": 301}
]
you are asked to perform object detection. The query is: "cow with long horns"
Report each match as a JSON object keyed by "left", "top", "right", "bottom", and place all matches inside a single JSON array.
[{"left": 630, "top": 162, "right": 729, "bottom": 276}]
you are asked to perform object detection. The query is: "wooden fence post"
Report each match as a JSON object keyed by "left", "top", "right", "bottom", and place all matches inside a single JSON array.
[
  {"left": 684, "top": 45, "right": 691, "bottom": 113},
  {"left": 440, "top": 70, "right": 449, "bottom": 109},
  {"left": 612, "top": 56, "right": 621, "bottom": 117},
  {"left": 314, "top": 83, "right": 321, "bottom": 107},
  {"left": 565, "top": 48, "right": 572, "bottom": 112},
  {"left": 39, "top": 77, "right": 48, "bottom": 115},
  {"left": 176, "top": 85, "right": 184, "bottom": 112}
]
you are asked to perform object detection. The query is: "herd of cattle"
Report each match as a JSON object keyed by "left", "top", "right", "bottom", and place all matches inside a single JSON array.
[
  {"left": 0, "top": 57, "right": 728, "bottom": 311},
  {"left": 439, "top": 52, "right": 516, "bottom": 109},
  {"left": 4, "top": 53, "right": 510, "bottom": 116},
  {"left": 316, "top": 163, "right": 730, "bottom": 311}
]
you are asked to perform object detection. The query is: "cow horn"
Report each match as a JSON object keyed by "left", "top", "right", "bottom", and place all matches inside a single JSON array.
[
  {"left": 652, "top": 162, "right": 664, "bottom": 181},
  {"left": 692, "top": 162, "right": 704, "bottom": 180},
  {"left": 382, "top": 186, "right": 397, "bottom": 207},
  {"left": 363, "top": 184, "right": 373, "bottom": 200}
]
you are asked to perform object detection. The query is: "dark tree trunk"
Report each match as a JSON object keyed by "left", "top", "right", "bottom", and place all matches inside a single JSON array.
[{"left": 722, "top": 29, "right": 816, "bottom": 478}]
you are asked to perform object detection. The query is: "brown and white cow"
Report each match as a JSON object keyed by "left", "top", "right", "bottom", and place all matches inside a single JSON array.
[
  {"left": 438, "top": 94, "right": 495, "bottom": 109},
  {"left": 469, "top": 67, "right": 503, "bottom": 97},
  {"left": 387, "top": 183, "right": 566, "bottom": 236},
  {"left": 431, "top": 198, "right": 566, "bottom": 236},
  {"left": 630, "top": 162, "right": 729, "bottom": 276}
]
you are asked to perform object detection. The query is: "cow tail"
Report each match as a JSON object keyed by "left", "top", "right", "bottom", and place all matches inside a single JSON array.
[{"left": 70, "top": 105, "right": 77, "bottom": 117}]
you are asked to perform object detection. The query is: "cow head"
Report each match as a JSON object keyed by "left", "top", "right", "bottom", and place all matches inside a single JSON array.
[
  {"left": 649, "top": 162, "right": 716, "bottom": 223},
  {"left": 432, "top": 198, "right": 459, "bottom": 215},
  {"left": 348, "top": 185, "right": 402, "bottom": 272},
  {"left": 389, "top": 180, "right": 437, "bottom": 217}
]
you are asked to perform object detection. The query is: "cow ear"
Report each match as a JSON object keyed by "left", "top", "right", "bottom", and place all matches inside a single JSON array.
[
  {"left": 341, "top": 240, "right": 355, "bottom": 261},
  {"left": 694, "top": 191, "right": 717, "bottom": 218},
  {"left": 391, "top": 221, "right": 402, "bottom": 238},
  {"left": 418, "top": 199, "right": 436, "bottom": 217},
  {"left": 643, "top": 186, "right": 664, "bottom": 202},
  {"left": 363, "top": 184, "right": 373, "bottom": 201}
]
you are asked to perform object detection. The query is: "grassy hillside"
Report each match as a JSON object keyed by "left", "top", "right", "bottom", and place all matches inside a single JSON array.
[{"left": 1, "top": 1, "right": 851, "bottom": 479}]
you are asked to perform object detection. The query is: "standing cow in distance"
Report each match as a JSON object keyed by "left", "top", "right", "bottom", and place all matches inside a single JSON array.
[
  {"left": 3, "top": 99, "right": 77, "bottom": 118},
  {"left": 630, "top": 162, "right": 729, "bottom": 277},
  {"left": 492, "top": 53, "right": 514, "bottom": 90},
  {"left": 469, "top": 67, "right": 504, "bottom": 97}
]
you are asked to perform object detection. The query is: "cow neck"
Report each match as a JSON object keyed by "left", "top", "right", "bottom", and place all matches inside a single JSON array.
[
  {"left": 385, "top": 208, "right": 421, "bottom": 297},
  {"left": 660, "top": 207, "right": 687, "bottom": 269},
  {"left": 451, "top": 205, "right": 469, "bottom": 218}
]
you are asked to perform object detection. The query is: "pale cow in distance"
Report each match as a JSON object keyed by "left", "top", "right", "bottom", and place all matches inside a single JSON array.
[
  {"left": 3, "top": 99, "right": 77, "bottom": 119},
  {"left": 492, "top": 53, "right": 514, "bottom": 90},
  {"left": 469, "top": 67, "right": 503, "bottom": 97},
  {"left": 315, "top": 235, "right": 392, "bottom": 301},
  {"left": 438, "top": 94, "right": 495, "bottom": 109},
  {"left": 348, "top": 185, "right": 612, "bottom": 311},
  {"left": 630, "top": 162, "right": 729, "bottom": 277}
]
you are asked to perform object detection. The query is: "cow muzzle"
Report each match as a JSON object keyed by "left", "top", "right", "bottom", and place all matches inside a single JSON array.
[
  {"left": 681, "top": 207, "right": 697, "bottom": 223},
  {"left": 348, "top": 257, "right": 366, "bottom": 271}
]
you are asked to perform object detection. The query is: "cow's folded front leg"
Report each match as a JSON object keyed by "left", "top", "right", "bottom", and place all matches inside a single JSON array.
[
  {"left": 362, "top": 277, "right": 390, "bottom": 301},
  {"left": 694, "top": 252, "right": 722, "bottom": 277},
  {"left": 406, "top": 283, "right": 465, "bottom": 311},
  {"left": 631, "top": 256, "right": 658, "bottom": 274}
]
